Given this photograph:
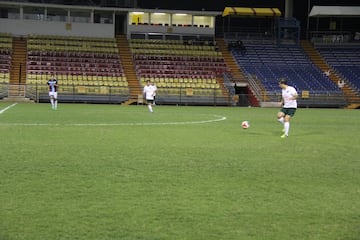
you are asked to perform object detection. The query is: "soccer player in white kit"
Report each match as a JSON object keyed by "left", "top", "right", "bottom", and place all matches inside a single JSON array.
[
  {"left": 47, "top": 75, "right": 58, "bottom": 110},
  {"left": 143, "top": 80, "right": 155, "bottom": 112},
  {"left": 277, "top": 78, "right": 298, "bottom": 138}
]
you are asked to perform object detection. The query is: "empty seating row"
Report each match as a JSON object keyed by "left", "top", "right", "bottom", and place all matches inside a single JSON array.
[
  {"left": 137, "top": 69, "right": 216, "bottom": 78},
  {"left": 131, "top": 48, "right": 221, "bottom": 56},
  {"left": 0, "top": 72, "right": 10, "bottom": 83},
  {"left": 27, "top": 65, "right": 123, "bottom": 75},
  {"left": 28, "top": 35, "right": 118, "bottom": 53},
  {"left": 134, "top": 54, "right": 224, "bottom": 62},
  {"left": 134, "top": 55, "right": 227, "bottom": 79},
  {"left": 0, "top": 42, "right": 11, "bottom": 49},
  {"left": 131, "top": 38, "right": 216, "bottom": 45},
  {"left": 130, "top": 38, "right": 221, "bottom": 56},
  {"left": 27, "top": 73, "right": 128, "bottom": 87},
  {"left": 137, "top": 65, "right": 226, "bottom": 73},
  {"left": 317, "top": 47, "right": 360, "bottom": 66},
  {"left": 135, "top": 57, "right": 226, "bottom": 67},
  {"left": 233, "top": 44, "right": 310, "bottom": 65},
  {"left": 28, "top": 50, "right": 119, "bottom": 59},
  {"left": 157, "top": 88, "right": 223, "bottom": 97},
  {"left": 0, "top": 33, "right": 12, "bottom": 46},
  {"left": 140, "top": 76, "right": 216, "bottom": 83},
  {"left": 140, "top": 76, "right": 218, "bottom": 89},
  {"left": 0, "top": 54, "right": 11, "bottom": 71},
  {"left": 131, "top": 42, "right": 216, "bottom": 51},
  {"left": 28, "top": 53, "right": 120, "bottom": 65},
  {"left": 136, "top": 61, "right": 226, "bottom": 69},
  {"left": 143, "top": 81, "right": 219, "bottom": 89},
  {"left": 33, "top": 85, "right": 129, "bottom": 97}
]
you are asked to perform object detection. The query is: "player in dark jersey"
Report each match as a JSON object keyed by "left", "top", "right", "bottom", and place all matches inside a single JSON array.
[{"left": 47, "top": 75, "right": 58, "bottom": 110}]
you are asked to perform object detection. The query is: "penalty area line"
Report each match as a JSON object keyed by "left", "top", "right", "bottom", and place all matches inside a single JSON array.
[{"left": 0, "top": 103, "right": 17, "bottom": 114}]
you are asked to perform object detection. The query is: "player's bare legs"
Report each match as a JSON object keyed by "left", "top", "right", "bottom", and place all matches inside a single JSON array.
[{"left": 277, "top": 111, "right": 285, "bottom": 124}]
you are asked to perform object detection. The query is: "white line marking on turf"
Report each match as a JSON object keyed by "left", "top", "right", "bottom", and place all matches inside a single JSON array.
[
  {"left": 0, "top": 103, "right": 17, "bottom": 114},
  {"left": 0, "top": 114, "right": 226, "bottom": 126}
]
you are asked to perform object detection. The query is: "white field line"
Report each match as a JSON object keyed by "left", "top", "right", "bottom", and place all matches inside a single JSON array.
[
  {"left": 0, "top": 103, "right": 17, "bottom": 114},
  {"left": 0, "top": 114, "right": 226, "bottom": 126}
]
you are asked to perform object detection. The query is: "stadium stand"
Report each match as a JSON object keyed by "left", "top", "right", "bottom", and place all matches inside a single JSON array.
[
  {"left": 130, "top": 38, "right": 230, "bottom": 105},
  {"left": 316, "top": 46, "right": 360, "bottom": 92},
  {"left": 0, "top": 33, "right": 12, "bottom": 99},
  {"left": 231, "top": 43, "right": 346, "bottom": 106},
  {"left": 25, "top": 35, "right": 129, "bottom": 103},
  {"left": 0, "top": 33, "right": 12, "bottom": 84}
]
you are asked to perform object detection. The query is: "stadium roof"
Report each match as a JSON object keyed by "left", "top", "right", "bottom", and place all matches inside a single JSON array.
[
  {"left": 222, "top": 7, "right": 281, "bottom": 17},
  {"left": 309, "top": 6, "right": 360, "bottom": 17}
]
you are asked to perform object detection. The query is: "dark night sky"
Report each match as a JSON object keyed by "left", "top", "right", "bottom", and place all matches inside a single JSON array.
[
  {"left": 137, "top": 0, "right": 285, "bottom": 12},
  {"left": 136, "top": 0, "right": 360, "bottom": 34},
  {"left": 12, "top": 0, "right": 360, "bottom": 34}
]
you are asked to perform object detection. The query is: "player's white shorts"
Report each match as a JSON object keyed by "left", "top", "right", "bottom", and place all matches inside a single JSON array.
[{"left": 49, "top": 92, "right": 58, "bottom": 98}]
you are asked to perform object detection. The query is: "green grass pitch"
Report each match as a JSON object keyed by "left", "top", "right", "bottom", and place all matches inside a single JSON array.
[{"left": 0, "top": 103, "right": 359, "bottom": 240}]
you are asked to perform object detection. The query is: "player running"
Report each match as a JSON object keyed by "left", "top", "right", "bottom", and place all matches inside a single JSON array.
[
  {"left": 143, "top": 80, "right": 156, "bottom": 112},
  {"left": 277, "top": 78, "right": 298, "bottom": 138}
]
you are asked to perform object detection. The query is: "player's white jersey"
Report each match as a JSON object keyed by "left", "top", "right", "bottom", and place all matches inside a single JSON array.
[
  {"left": 143, "top": 85, "right": 155, "bottom": 100},
  {"left": 282, "top": 86, "right": 297, "bottom": 108}
]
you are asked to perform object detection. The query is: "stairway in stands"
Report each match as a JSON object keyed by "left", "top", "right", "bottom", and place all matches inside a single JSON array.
[
  {"left": 301, "top": 40, "right": 360, "bottom": 108},
  {"left": 216, "top": 38, "right": 247, "bottom": 83},
  {"left": 116, "top": 35, "right": 141, "bottom": 105},
  {"left": 216, "top": 38, "right": 263, "bottom": 104},
  {"left": 209, "top": 40, "right": 229, "bottom": 98},
  {"left": 7, "top": 37, "right": 31, "bottom": 102}
]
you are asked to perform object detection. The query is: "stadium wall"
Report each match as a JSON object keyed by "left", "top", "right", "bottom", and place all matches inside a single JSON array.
[{"left": 0, "top": 18, "right": 114, "bottom": 38}]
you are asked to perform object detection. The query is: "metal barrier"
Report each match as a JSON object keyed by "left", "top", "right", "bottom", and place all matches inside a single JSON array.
[
  {"left": 25, "top": 84, "right": 130, "bottom": 104},
  {"left": 0, "top": 83, "right": 350, "bottom": 108}
]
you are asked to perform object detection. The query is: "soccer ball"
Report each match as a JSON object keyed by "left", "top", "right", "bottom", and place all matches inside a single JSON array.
[{"left": 241, "top": 121, "right": 250, "bottom": 129}]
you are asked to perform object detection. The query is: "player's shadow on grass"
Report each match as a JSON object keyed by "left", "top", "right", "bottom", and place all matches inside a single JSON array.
[{"left": 240, "top": 130, "right": 275, "bottom": 136}]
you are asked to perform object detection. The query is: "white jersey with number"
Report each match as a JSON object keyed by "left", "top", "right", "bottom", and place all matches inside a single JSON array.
[{"left": 282, "top": 86, "right": 298, "bottom": 108}]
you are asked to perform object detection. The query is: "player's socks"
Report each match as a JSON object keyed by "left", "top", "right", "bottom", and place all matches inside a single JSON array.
[
  {"left": 148, "top": 105, "right": 153, "bottom": 112},
  {"left": 284, "top": 122, "right": 290, "bottom": 136},
  {"left": 50, "top": 99, "right": 54, "bottom": 109},
  {"left": 278, "top": 117, "right": 284, "bottom": 124}
]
